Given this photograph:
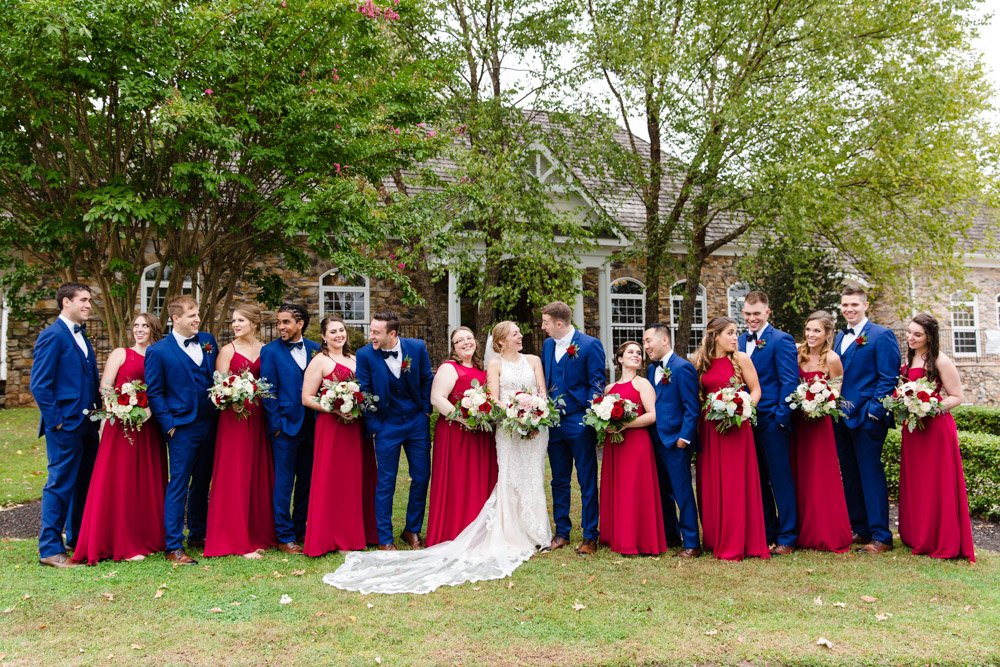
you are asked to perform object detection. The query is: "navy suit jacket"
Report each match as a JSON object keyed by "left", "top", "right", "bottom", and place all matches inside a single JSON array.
[
  {"left": 259, "top": 338, "right": 321, "bottom": 437},
  {"left": 542, "top": 330, "right": 606, "bottom": 415},
  {"left": 145, "top": 332, "right": 219, "bottom": 434},
  {"left": 646, "top": 352, "right": 700, "bottom": 449},
  {"left": 30, "top": 319, "right": 100, "bottom": 435},
  {"left": 355, "top": 338, "right": 432, "bottom": 434},
  {"left": 739, "top": 325, "right": 799, "bottom": 429},
  {"left": 834, "top": 321, "right": 901, "bottom": 429}
]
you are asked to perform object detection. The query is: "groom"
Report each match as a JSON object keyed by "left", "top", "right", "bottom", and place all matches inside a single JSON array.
[
  {"left": 356, "top": 309, "right": 432, "bottom": 550},
  {"left": 30, "top": 282, "right": 100, "bottom": 567},
  {"left": 541, "top": 301, "right": 606, "bottom": 555},
  {"left": 145, "top": 295, "right": 219, "bottom": 565}
]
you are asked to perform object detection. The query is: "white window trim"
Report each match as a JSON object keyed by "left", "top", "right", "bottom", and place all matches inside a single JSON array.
[
  {"left": 610, "top": 277, "right": 646, "bottom": 351},
  {"left": 140, "top": 263, "right": 194, "bottom": 316},
  {"left": 318, "top": 269, "right": 370, "bottom": 326},
  {"left": 670, "top": 280, "right": 707, "bottom": 354},
  {"left": 949, "top": 295, "right": 979, "bottom": 356}
]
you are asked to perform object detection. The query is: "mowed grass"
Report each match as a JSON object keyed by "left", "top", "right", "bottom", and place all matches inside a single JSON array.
[
  {"left": 1, "top": 408, "right": 998, "bottom": 665},
  {"left": 0, "top": 408, "right": 47, "bottom": 507}
]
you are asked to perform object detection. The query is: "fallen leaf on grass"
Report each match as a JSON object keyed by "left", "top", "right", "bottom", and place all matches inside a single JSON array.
[
  {"left": 229, "top": 602, "right": 241, "bottom": 607},
  {"left": 816, "top": 637, "right": 833, "bottom": 649},
  {"left": 642, "top": 579, "right": 647, "bottom": 585},
  {"left": 102, "top": 571, "right": 117, "bottom": 578},
  {"left": 813, "top": 596, "right": 823, "bottom": 606},
  {"left": 279, "top": 595, "right": 293, "bottom": 605},
  {"left": 367, "top": 603, "right": 374, "bottom": 609},
  {"left": 860, "top": 595, "right": 877, "bottom": 603},
  {"left": 36, "top": 624, "right": 47, "bottom": 630},
  {"left": 272, "top": 571, "right": 285, "bottom": 579},
  {"left": 348, "top": 615, "right": 358, "bottom": 623},
  {"left": 875, "top": 613, "right": 892, "bottom": 622},
  {"left": 315, "top": 612, "right": 327, "bottom": 617},
  {"left": 832, "top": 602, "right": 847, "bottom": 608},
  {"left": 209, "top": 608, "right": 223, "bottom": 613},
  {"left": 130, "top": 644, "right": 144, "bottom": 650},
  {"left": 613, "top": 559, "right": 625, "bottom": 565},
  {"left": 21, "top": 594, "right": 30, "bottom": 600},
  {"left": 1, "top": 607, "right": 14, "bottom": 615},
  {"left": 507, "top": 581, "right": 514, "bottom": 589},
  {"left": 290, "top": 569, "right": 306, "bottom": 576},
  {"left": 101, "top": 593, "right": 114, "bottom": 602},
  {"left": 374, "top": 657, "right": 382, "bottom": 665},
  {"left": 572, "top": 601, "right": 586, "bottom": 612},
  {"left": 704, "top": 629, "right": 719, "bottom": 636},
  {"left": 471, "top": 586, "right": 481, "bottom": 591},
  {"left": 154, "top": 589, "right": 164, "bottom": 599}
]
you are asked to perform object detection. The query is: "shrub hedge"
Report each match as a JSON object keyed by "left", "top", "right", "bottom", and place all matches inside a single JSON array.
[
  {"left": 882, "top": 428, "right": 1000, "bottom": 522},
  {"left": 951, "top": 405, "right": 1000, "bottom": 437}
]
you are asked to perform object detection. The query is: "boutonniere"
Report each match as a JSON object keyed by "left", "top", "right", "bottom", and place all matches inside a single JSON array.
[
  {"left": 309, "top": 348, "right": 317, "bottom": 360},
  {"left": 856, "top": 333, "right": 868, "bottom": 347},
  {"left": 566, "top": 343, "right": 580, "bottom": 358},
  {"left": 755, "top": 338, "right": 767, "bottom": 350},
  {"left": 401, "top": 354, "right": 412, "bottom": 373},
  {"left": 659, "top": 367, "right": 672, "bottom": 385},
  {"left": 202, "top": 342, "right": 214, "bottom": 355}
]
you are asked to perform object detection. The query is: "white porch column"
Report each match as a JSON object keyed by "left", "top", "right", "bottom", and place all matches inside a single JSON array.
[
  {"left": 447, "top": 270, "right": 461, "bottom": 333},
  {"left": 598, "top": 264, "right": 613, "bottom": 381},
  {"left": 573, "top": 274, "right": 585, "bottom": 328}
]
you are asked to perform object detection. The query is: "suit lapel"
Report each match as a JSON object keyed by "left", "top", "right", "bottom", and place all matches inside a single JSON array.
[
  {"left": 840, "top": 323, "right": 870, "bottom": 372},
  {"left": 543, "top": 339, "right": 554, "bottom": 387},
  {"left": 57, "top": 320, "right": 90, "bottom": 370},
  {"left": 167, "top": 333, "right": 200, "bottom": 382}
]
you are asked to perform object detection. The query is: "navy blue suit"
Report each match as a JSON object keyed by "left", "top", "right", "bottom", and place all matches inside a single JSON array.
[
  {"left": 259, "top": 337, "right": 320, "bottom": 543},
  {"left": 355, "top": 338, "right": 432, "bottom": 544},
  {"left": 739, "top": 324, "right": 800, "bottom": 546},
  {"left": 544, "top": 330, "right": 606, "bottom": 541},
  {"left": 647, "top": 352, "right": 701, "bottom": 549},
  {"left": 145, "top": 332, "right": 219, "bottom": 551},
  {"left": 833, "top": 320, "right": 901, "bottom": 544},
  {"left": 30, "top": 318, "right": 100, "bottom": 558}
]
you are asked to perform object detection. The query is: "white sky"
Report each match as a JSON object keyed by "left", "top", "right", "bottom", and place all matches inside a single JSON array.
[{"left": 975, "top": 0, "right": 1000, "bottom": 124}]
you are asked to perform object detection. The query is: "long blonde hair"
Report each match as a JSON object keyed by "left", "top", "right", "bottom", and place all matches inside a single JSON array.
[
  {"left": 797, "top": 310, "right": 835, "bottom": 373},
  {"left": 694, "top": 316, "right": 742, "bottom": 388}
]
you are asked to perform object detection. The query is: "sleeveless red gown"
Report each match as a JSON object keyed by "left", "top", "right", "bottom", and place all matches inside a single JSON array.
[
  {"left": 790, "top": 370, "right": 852, "bottom": 552},
  {"left": 898, "top": 367, "right": 975, "bottom": 562},
  {"left": 72, "top": 349, "right": 167, "bottom": 564},
  {"left": 696, "top": 356, "right": 770, "bottom": 561},
  {"left": 203, "top": 352, "right": 276, "bottom": 556},
  {"left": 426, "top": 361, "right": 499, "bottom": 546},
  {"left": 598, "top": 379, "right": 667, "bottom": 555},
  {"left": 304, "top": 363, "right": 378, "bottom": 556}
]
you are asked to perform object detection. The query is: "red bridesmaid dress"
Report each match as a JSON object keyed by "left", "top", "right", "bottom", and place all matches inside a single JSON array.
[
  {"left": 598, "top": 379, "right": 667, "bottom": 555},
  {"left": 789, "top": 370, "right": 852, "bottom": 552},
  {"left": 696, "top": 356, "right": 771, "bottom": 561},
  {"left": 72, "top": 349, "right": 167, "bottom": 564},
  {"left": 425, "top": 361, "right": 499, "bottom": 546},
  {"left": 203, "top": 351, "right": 276, "bottom": 556},
  {"left": 898, "top": 367, "right": 975, "bottom": 562},
  {"left": 303, "top": 362, "right": 378, "bottom": 556}
]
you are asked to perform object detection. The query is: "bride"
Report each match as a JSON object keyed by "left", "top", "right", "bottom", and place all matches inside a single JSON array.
[{"left": 323, "top": 321, "right": 552, "bottom": 594}]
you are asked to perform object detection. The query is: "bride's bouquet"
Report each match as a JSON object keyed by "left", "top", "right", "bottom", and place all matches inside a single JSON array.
[
  {"left": 785, "top": 376, "right": 845, "bottom": 421},
  {"left": 583, "top": 393, "right": 639, "bottom": 444},
  {"left": 703, "top": 384, "right": 756, "bottom": 433},
  {"left": 86, "top": 381, "right": 151, "bottom": 443},
  {"left": 316, "top": 377, "right": 379, "bottom": 421},
  {"left": 500, "top": 390, "right": 562, "bottom": 439},
  {"left": 208, "top": 369, "right": 275, "bottom": 419},
  {"left": 448, "top": 379, "right": 501, "bottom": 432},
  {"left": 881, "top": 376, "right": 945, "bottom": 432}
]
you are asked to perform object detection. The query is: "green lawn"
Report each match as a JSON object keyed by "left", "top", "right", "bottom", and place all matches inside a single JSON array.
[
  {"left": 0, "top": 408, "right": 46, "bottom": 507},
  {"left": 1, "top": 407, "right": 998, "bottom": 666}
]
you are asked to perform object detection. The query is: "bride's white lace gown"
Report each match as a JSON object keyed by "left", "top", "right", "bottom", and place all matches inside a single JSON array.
[{"left": 323, "top": 354, "right": 552, "bottom": 594}]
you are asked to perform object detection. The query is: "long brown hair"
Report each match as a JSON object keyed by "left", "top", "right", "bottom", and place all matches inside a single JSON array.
[
  {"left": 319, "top": 315, "right": 352, "bottom": 357},
  {"left": 447, "top": 326, "right": 483, "bottom": 370},
  {"left": 694, "top": 316, "right": 742, "bottom": 387},
  {"left": 797, "top": 310, "right": 835, "bottom": 373},
  {"left": 905, "top": 313, "right": 941, "bottom": 385}
]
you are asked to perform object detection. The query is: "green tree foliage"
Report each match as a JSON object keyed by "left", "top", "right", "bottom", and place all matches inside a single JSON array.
[
  {"left": 579, "top": 0, "right": 1000, "bottom": 353},
  {"left": 0, "top": 0, "right": 446, "bottom": 343}
]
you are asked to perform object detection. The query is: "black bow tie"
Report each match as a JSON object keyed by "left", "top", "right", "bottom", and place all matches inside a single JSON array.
[
  {"left": 286, "top": 340, "right": 304, "bottom": 350},
  {"left": 73, "top": 323, "right": 86, "bottom": 334},
  {"left": 379, "top": 349, "right": 399, "bottom": 359},
  {"left": 844, "top": 328, "right": 856, "bottom": 336},
  {"left": 746, "top": 332, "right": 757, "bottom": 342},
  {"left": 184, "top": 336, "right": 199, "bottom": 347}
]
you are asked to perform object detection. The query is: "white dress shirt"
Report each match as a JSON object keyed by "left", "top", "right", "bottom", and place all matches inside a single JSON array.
[
  {"left": 381, "top": 340, "right": 403, "bottom": 378},
  {"left": 840, "top": 317, "right": 868, "bottom": 354},
  {"left": 58, "top": 314, "right": 89, "bottom": 358},
  {"left": 288, "top": 337, "right": 307, "bottom": 370},
  {"left": 746, "top": 322, "right": 769, "bottom": 355},
  {"left": 654, "top": 350, "right": 674, "bottom": 385},
  {"left": 172, "top": 328, "right": 204, "bottom": 366},
  {"left": 553, "top": 327, "right": 577, "bottom": 363}
]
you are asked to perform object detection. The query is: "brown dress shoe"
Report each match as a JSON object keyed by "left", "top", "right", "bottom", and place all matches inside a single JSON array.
[
  {"left": 39, "top": 553, "right": 78, "bottom": 568},
  {"left": 851, "top": 533, "right": 871, "bottom": 545},
  {"left": 674, "top": 548, "right": 702, "bottom": 558},
  {"left": 857, "top": 540, "right": 893, "bottom": 554},
  {"left": 376, "top": 543, "right": 397, "bottom": 551},
  {"left": 771, "top": 544, "right": 795, "bottom": 556},
  {"left": 549, "top": 536, "right": 570, "bottom": 551},
  {"left": 575, "top": 539, "right": 598, "bottom": 555},
  {"left": 400, "top": 530, "right": 423, "bottom": 549},
  {"left": 277, "top": 542, "right": 303, "bottom": 555},
  {"left": 165, "top": 549, "right": 198, "bottom": 565}
]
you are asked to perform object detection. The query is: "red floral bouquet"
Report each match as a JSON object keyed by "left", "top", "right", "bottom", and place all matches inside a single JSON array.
[{"left": 584, "top": 393, "right": 639, "bottom": 443}]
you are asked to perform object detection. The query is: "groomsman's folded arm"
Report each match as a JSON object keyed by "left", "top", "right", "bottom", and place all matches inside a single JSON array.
[
  {"left": 869, "top": 329, "right": 902, "bottom": 421},
  {"left": 144, "top": 349, "right": 175, "bottom": 435},
  {"left": 258, "top": 348, "right": 281, "bottom": 435},
  {"left": 418, "top": 344, "right": 433, "bottom": 414},
  {"left": 586, "top": 339, "right": 606, "bottom": 401},
  {"left": 29, "top": 330, "right": 62, "bottom": 431},
  {"left": 775, "top": 334, "right": 801, "bottom": 429},
  {"left": 677, "top": 362, "right": 701, "bottom": 445}
]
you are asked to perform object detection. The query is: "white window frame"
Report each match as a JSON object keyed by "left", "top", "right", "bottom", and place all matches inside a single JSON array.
[
  {"left": 609, "top": 277, "right": 646, "bottom": 352},
  {"left": 670, "top": 281, "right": 707, "bottom": 355},
  {"left": 140, "top": 263, "right": 193, "bottom": 316},
  {"left": 319, "top": 269, "right": 370, "bottom": 326},
  {"left": 949, "top": 294, "right": 979, "bottom": 356},
  {"left": 728, "top": 282, "right": 750, "bottom": 331}
]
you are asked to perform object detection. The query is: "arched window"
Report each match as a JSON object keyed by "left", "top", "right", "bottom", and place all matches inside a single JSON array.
[
  {"left": 610, "top": 278, "right": 646, "bottom": 352},
  {"left": 728, "top": 282, "right": 750, "bottom": 330},
  {"left": 319, "top": 270, "right": 369, "bottom": 326},
  {"left": 140, "top": 263, "right": 193, "bottom": 316},
  {"left": 949, "top": 293, "right": 979, "bottom": 355},
  {"left": 670, "top": 281, "right": 707, "bottom": 354}
]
